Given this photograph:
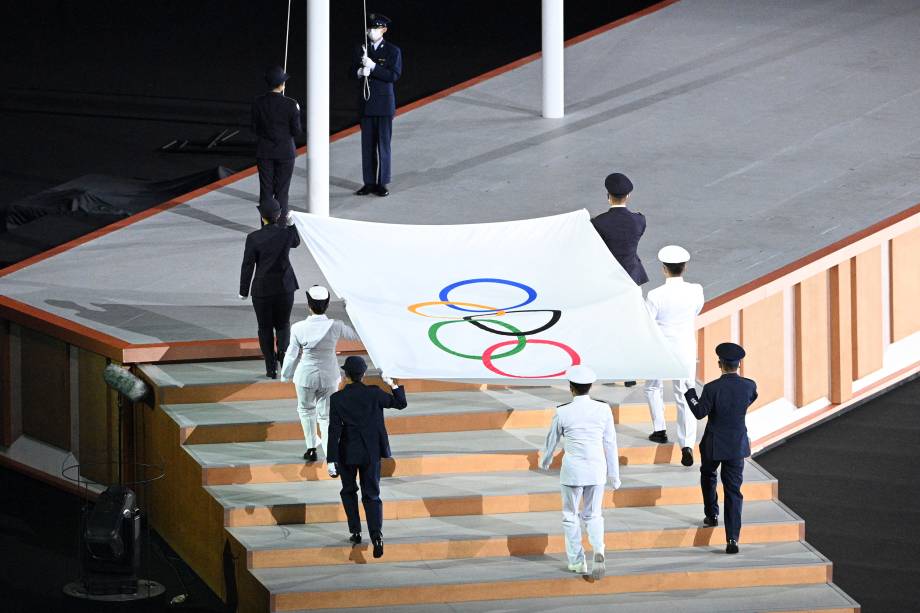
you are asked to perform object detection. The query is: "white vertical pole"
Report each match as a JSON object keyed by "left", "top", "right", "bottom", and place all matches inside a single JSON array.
[
  {"left": 541, "top": 0, "right": 564, "bottom": 118},
  {"left": 307, "top": 0, "right": 330, "bottom": 216}
]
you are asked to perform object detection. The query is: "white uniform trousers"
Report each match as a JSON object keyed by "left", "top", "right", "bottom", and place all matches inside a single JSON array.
[
  {"left": 560, "top": 484, "right": 605, "bottom": 565},
  {"left": 296, "top": 384, "right": 337, "bottom": 455},
  {"left": 645, "top": 378, "right": 696, "bottom": 448}
]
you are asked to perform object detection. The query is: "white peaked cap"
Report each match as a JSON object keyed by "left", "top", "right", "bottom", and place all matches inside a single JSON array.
[
  {"left": 307, "top": 285, "right": 330, "bottom": 300},
  {"left": 658, "top": 245, "right": 691, "bottom": 264},
  {"left": 566, "top": 365, "right": 597, "bottom": 384}
]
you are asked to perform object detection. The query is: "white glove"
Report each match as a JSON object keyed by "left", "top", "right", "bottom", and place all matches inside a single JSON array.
[
  {"left": 362, "top": 56, "right": 376, "bottom": 70},
  {"left": 238, "top": 294, "right": 247, "bottom": 300},
  {"left": 360, "top": 66, "right": 372, "bottom": 77},
  {"left": 381, "top": 372, "right": 396, "bottom": 387},
  {"left": 285, "top": 214, "right": 294, "bottom": 227},
  {"left": 607, "top": 476, "right": 621, "bottom": 490},
  {"left": 328, "top": 462, "right": 338, "bottom": 478}
]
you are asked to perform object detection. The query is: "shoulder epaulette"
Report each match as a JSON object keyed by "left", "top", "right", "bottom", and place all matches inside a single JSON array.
[{"left": 556, "top": 402, "right": 572, "bottom": 409}]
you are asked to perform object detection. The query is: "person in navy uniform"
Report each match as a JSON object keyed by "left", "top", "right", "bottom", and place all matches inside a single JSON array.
[
  {"left": 239, "top": 196, "right": 300, "bottom": 379},
  {"left": 684, "top": 342, "right": 758, "bottom": 554},
  {"left": 351, "top": 13, "right": 402, "bottom": 198},
  {"left": 251, "top": 66, "right": 302, "bottom": 221},
  {"left": 327, "top": 356, "right": 407, "bottom": 559}
]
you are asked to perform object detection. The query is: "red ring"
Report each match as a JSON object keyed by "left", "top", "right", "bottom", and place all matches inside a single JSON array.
[{"left": 481, "top": 339, "right": 581, "bottom": 378}]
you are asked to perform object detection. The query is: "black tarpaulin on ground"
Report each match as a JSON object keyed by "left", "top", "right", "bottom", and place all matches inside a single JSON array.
[{"left": 0, "top": 166, "right": 233, "bottom": 268}]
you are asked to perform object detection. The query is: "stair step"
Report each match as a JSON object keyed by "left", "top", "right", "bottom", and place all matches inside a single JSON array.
[
  {"left": 186, "top": 424, "right": 698, "bottom": 485},
  {"left": 251, "top": 541, "right": 831, "bottom": 611},
  {"left": 303, "top": 583, "right": 858, "bottom": 613},
  {"left": 207, "top": 460, "right": 776, "bottom": 527},
  {"left": 165, "top": 388, "right": 676, "bottom": 444},
  {"left": 228, "top": 500, "right": 802, "bottom": 568}
]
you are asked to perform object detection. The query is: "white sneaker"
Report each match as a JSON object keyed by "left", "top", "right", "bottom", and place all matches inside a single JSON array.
[
  {"left": 591, "top": 553, "right": 606, "bottom": 580},
  {"left": 567, "top": 560, "right": 588, "bottom": 574}
]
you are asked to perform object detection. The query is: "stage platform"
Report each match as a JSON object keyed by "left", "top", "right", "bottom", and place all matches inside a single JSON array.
[{"left": 2, "top": 0, "right": 920, "bottom": 362}]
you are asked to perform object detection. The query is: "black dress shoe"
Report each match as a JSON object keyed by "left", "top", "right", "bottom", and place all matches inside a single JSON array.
[
  {"left": 266, "top": 370, "right": 277, "bottom": 379},
  {"left": 681, "top": 447, "right": 694, "bottom": 467},
  {"left": 703, "top": 516, "right": 719, "bottom": 527},
  {"left": 624, "top": 380, "right": 637, "bottom": 387},
  {"left": 371, "top": 534, "right": 384, "bottom": 559},
  {"left": 375, "top": 185, "right": 389, "bottom": 197},
  {"left": 355, "top": 184, "right": 375, "bottom": 195},
  {"left": 648, "top": 430, "right": 669, "bottom": 444},
  {"left": 303, "top": 448, "right": 318, "bottom": 462},
  {"left": 349, "top": 533, "right": 362, "bottom": 545},
  {"left": 726, "top": 539, "right": 739, "bottom": 554}
]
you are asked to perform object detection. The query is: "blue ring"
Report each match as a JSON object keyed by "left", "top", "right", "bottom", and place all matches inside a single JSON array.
[{"left": 438, "top": 278, "right": 537, "bottom": 313}]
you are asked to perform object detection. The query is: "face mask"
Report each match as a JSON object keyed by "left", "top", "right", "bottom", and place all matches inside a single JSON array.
[{"left": 368, "top": 28, "right": 383, "bottom": 42}]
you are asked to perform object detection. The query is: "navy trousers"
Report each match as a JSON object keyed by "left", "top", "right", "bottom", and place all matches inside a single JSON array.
[
  {"left": 256, "top": 157, "right": 295, "bottom": 219},
  {"left": 700, "top": 456, "right": 744, "bottom": 541},
  {"left": 251, "top": 292, "right": 294, "bottom": 374},
  {"left": 339, "top": 459, "right": 382, "bottom": 537},
  {"left": 360, "top": 116, "right": 393, "bottom": 186}
]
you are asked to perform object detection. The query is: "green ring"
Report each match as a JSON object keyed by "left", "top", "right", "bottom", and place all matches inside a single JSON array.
[{"left": 428, "top": 319, "right": 526, "bottom": 360}]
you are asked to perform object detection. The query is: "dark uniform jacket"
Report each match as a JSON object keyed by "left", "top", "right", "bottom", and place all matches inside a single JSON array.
[
  {"left": 687, "top": 373, "right": 758, "bottom": 460},
  {"left": 591, "top": 207, "right": 649, "bottom": 285},
  {"left": 251, "top": 92, "right": 302, "bottom": 159},
  {"left": 350, "top": 41, "right": 402, "bottom": 116},
  {"left": 327, "top": 382, "right": 407, "bottom": 465},
  {"left": 239, "top": 223, "right": 300, "bottom": 298}
]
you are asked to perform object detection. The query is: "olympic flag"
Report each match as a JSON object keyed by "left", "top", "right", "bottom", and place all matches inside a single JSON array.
[{"left": 290, "top": 210, "right": 689, "bottom": 383}]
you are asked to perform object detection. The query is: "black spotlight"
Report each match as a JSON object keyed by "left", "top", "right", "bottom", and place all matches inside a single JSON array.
[{"left": 82, "top": 485, "right": 142, "bottom": 595}]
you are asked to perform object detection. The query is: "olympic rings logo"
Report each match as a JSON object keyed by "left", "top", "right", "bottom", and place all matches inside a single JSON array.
[{"left": 407, "top": 278, "right": 581, "bottom": 378}]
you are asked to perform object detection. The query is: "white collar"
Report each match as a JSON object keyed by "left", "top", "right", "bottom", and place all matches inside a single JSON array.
[
  {"left": 306, "top": 314, "right": 329, "bottom": 321},
  {"left": 665, "top": 277, "right": 685, "bottom": 284},
  {"left": 609, "top": 204, "right": 627, "bottom": 208},
  {"left": 372, "top": 38, "right": 383, "bottom": 50},
  {"left": 571, "top": 394, "right": 593, "bottom": 403}
]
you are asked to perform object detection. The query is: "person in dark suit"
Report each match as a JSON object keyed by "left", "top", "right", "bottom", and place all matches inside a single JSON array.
[
  {"left": 351, "top": 13, "right": 402, "bottom": 198},
  {"left": 239, "top": 196, "right": 300, "bottom": 378},
  {"left": 251, "top": 66, "right": 302, "bottom": 221},
  {"left": 685, "top": 342, "right": 758, "bottom": 554},
  {"left": 591, "top": 172, "right": 649, "bottom": 286},
  {"left": 327, "top": 356, "right": 407, "bottom": 558}
]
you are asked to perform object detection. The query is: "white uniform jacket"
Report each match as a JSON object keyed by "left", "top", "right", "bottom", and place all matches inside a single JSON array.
[
  {"left": 539, "top": 396, "right": 620, "bottom": 487},
  {"left": 280, "top": 315, "right": 360, "bottom": 388},
  {"left": 645, "top": 277, "right": 705, "bottom": 380}
]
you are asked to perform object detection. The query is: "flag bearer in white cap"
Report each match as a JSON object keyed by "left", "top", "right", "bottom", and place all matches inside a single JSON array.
[
  {"left": 539, "top": 365, "right": 621, "bottom": 580},
  {"left": 644, "top": 245, "right": 705, "bottom": 466},
  {"left": 281, "top": 285, "right": 360, "bottom": 476}
]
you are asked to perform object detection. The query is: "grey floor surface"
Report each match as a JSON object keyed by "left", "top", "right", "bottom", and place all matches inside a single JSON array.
[{"left": 2, "top": 0, "right": 920, "bottom": 346}]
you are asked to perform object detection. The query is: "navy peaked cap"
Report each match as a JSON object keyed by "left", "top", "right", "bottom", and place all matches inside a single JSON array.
[{"left": 604, "top": 173, "right": 633, "bottom": 197}]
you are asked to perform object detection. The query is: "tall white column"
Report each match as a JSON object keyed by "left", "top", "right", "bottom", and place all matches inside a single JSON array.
[
  {"left": 541, "top": 0, "right": 564, "bottom": 118},
  {"left": 307, "top": 0, "right": 330, "bottom": 216}
]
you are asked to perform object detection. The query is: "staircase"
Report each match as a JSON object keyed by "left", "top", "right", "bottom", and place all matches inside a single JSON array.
[{"left": 138, "top": 359, "right": 860, "bottom": 612}]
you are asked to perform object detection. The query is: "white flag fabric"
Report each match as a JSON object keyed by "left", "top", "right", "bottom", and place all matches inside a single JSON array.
[{"left": 291, "top": 210, "right": 688, "bottom": 383}]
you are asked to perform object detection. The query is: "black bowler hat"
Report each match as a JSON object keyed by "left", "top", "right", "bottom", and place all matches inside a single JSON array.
[
  {"left": 257, "top": 196, "right": 281, "bottom": 220},
  {"left": 715, "top": 342, "right": 746, "bottom": 362},
  {"left": 367, "top": 13, "right": 391, "bottom": 28},
  {"left": 342, "top": 355, "right": 368, "bottom": 376},
  {"left": 265, "top": 65, "right": 290, "bottom": 88},
  {"left": 604, "top": 172, "right": 633, "bottom": 197}
]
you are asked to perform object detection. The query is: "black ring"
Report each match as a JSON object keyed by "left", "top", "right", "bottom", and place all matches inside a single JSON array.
[{"left": 462, "top": 309, "right": 562, "bottom": 337}]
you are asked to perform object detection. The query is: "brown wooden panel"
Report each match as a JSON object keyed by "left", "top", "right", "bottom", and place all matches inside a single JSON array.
[
  {"left": 830, "top": 261, "right": 853, "bottom": 403},
  {"left": 20, "top": 328, "right": 70, "bottom": 450},
  {"left": 740, "top": 293, "right": 785, "bottom": 411},
  {"left": 850, "top": 247, "right": 884, "bottom": 380},
  {"left": 890, "top": 227, "right": 920, "bottom": 342},
  {"left": 78, "top": 349, "right": 119, "bottom": 484},
  {"left": 697, "top": 316, "right": 731, "bottom": 383},
  {"left": 794, "top": 273, "right": 830, "bottom": 406}
]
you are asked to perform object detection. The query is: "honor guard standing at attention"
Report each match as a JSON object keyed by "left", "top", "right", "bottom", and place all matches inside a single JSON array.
[
  {"left": 539, "top": 366, "right": 620, "bottom": 580},
  {"left": 685, "top": 343, "right": 758, "bottom": 554},
  {"left": 251, "top": 66, "right": 302, "bottom": 221},
  {"left": 327, "top": 356, "right": 407, "bottom": 559},
  {"left": 239, "top": 196, "right": 300, "bottom": 379},
  {"left": 351, "top": 13, "right": 402, "bottom": 198},
  {"left": 644, "top": 245, "right": 705, "bottom": 465},
  {"left": 591, "top": 173, "right": 649, "bottom": 287},
  {"left": 281, "top": 285, "right": 360, "bottom": 470}
]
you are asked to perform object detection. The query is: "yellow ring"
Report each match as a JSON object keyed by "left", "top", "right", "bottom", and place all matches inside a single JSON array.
[{"left": 407, "top": 301, "right": 506, "bottom": 319}]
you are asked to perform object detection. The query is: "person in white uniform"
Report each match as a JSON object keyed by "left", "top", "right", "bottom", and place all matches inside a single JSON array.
[
  {"left": 280, "top": 285, "right": 360, "bottom": 474},
  {"left": 539, "top": 365, "right": 621, "bottom": 580},
  {"left": 644, "top": 245, "right": 705, "bottom": 467}
]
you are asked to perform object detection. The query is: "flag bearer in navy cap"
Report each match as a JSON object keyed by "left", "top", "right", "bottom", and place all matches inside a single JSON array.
[
  {"left": 351, "top": 13, "right": 402, "bottom": 197},
  {"left": 539, "top": 365, "right": 621, "bottom": 580},
  {"left": 281, "top": 285, "right": 360, "bottom": 470},
  {"left": 685, "top": 343, "right": 758, "bottom": 554},
  {"left": 327, "top": 356, "right": 407, "bottom": 559},
  {"left": 644, "top": 245, "right": 705, "bottom": 465},
  {"left": 251, "top": 66, "right": 302, "bottom": 222}
]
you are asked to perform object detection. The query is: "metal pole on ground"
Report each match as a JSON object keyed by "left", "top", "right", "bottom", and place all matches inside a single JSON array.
[
  {"left": 541, "top": 0, "right": 565, "bottom": 118},
  {"left": 307, "top": 0, "right": 330, "bottom": 216}
]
